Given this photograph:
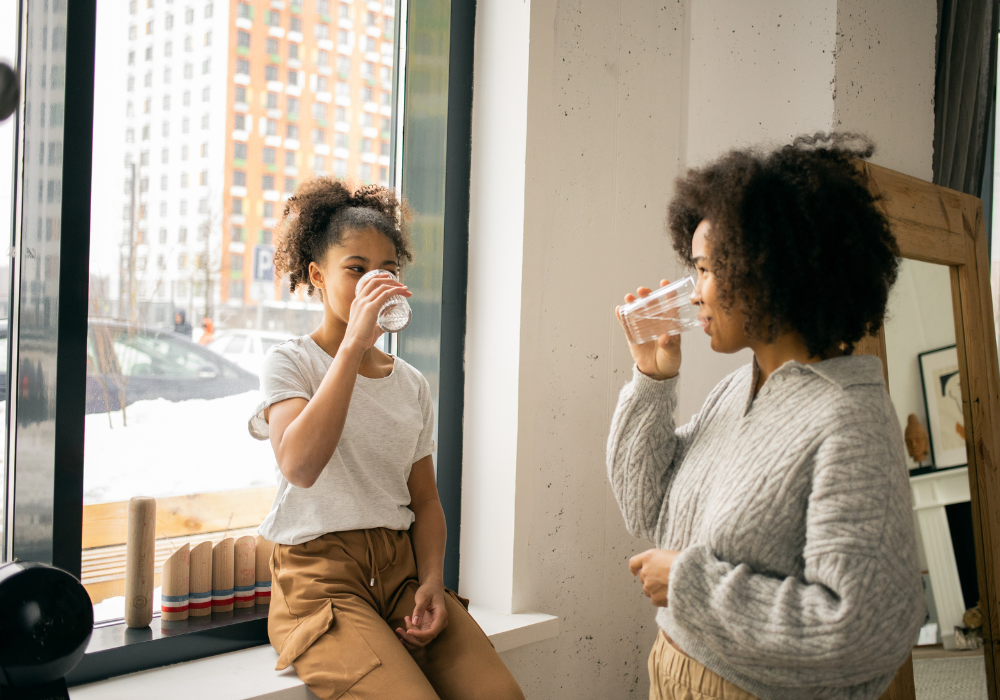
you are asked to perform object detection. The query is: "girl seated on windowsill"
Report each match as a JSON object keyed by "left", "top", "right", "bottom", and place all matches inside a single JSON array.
[{"left": 248, "top": 178, "right": 523, "bottom": 700}]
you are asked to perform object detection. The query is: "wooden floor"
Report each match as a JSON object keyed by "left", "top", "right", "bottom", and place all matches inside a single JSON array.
[{"left": 82, "top": 526, "right": 260, "bottom": 603}]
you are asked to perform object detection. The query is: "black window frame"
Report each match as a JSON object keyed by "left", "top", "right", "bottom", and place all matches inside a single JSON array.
[{"left": 2, "top": 0, "right": 476, "bottom": 686}]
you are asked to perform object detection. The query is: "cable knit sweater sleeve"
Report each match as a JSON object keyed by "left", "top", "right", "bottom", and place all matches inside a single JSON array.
[{"left": 606, "top": 366, "right": 734, "bottom": 543}]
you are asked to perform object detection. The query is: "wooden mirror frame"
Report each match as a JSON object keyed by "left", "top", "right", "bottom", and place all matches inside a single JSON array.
[{"left": 855, "top": 163, "right": 999, "bottom": 700}]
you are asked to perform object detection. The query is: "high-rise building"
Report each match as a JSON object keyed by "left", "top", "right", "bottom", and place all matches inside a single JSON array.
[
  {"left": 119, "top": 0, "right": 230, "bottom": 327},
  {"left": 221, "top": 0, "right": 396, "bottom": 311}
]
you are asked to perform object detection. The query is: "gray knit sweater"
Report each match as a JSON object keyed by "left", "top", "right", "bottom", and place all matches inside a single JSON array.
[{"left": 607, "top": 356, "right": 925, "bottom": 700}]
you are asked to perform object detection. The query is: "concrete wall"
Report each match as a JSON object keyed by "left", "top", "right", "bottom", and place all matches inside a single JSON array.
[{"left": 463, "top": 1, "right": 938, "bottom": 697}]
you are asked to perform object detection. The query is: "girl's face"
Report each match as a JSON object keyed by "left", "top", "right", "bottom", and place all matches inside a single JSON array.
[
  {"left": 308, "top": 226, "right": 400, "bottom": 325},
  {"left": 691, "top": 220, "right": 750, "bottom": 354}
]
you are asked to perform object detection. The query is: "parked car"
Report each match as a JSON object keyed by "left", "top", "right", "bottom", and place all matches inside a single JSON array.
[
  {"left": 207, "top": 329, "right": 293, "bottom": 376},
  {"left": 86, "top": 320, "right": 259, "bottom": 414}
]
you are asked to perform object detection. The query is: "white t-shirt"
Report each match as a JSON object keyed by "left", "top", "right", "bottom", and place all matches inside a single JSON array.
[{"left": 248, "top": 335, "right": 436, "bottom": 545}]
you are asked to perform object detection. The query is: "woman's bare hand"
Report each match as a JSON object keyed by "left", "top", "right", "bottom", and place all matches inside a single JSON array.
[{"left": 616, "top": 280, "right": 682, "bottom": 380}]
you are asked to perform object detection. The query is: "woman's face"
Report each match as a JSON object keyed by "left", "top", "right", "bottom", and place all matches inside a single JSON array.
[
  {"left": 691, "top": 220, "right": 750, "bottom": 354},
  {"left": 309, "top": 226, "right": 400, "bottom": 326}
]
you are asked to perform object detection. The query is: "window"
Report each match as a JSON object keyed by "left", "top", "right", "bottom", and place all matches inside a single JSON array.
[
  {"left": 362, "top": 112, "right": 374, "bottom": 128},
  {"left": 316, "top": 24, "right": 330, "bottom": 40},
  {"left": 365, "top": 11, "right": 376, "bottom": 27},
  {"left": 317, "top": 76, "right": 329, "bottom": 93},
  {"left": 267, "top": 92, "right": 279, "bottom": 109},
  {"left": 335, "top": 81, "right": 348, "bottom": 97},
  {"left": 335, "top": 132, "right": 348, "bottom": 149},
  {"left": 338, "top": 29, "right": 350, "bottom": 46},
  {"left": 380, "top": 141, "right": 390, "bottom": 157},
  {"left": 11, "top": 0, "right": 412, "bottom": 673},
  {"left": 265, "top": 65, "right": 278, "bottom": 82},
  {"left": 337, "top": 56, "right": 350, "bottom": 76},
  {"left": 359, "top": 163, "right": 372, "bottom": 182},
  {"left": 337, "top": 106, "right": 348, "bottom": 122},
  {"left": 361, "top": 138, "right": 373, "bottom": 153},
  {"left": 361, "top": 87, "right": 373, "bottom": 103},
  {"left": 339, "top": 3, "right": 350, "bottom": 19},
  {"left": 318, "top": 0, "right": 330, "bottom": 14},
  {"left": 262, "top": 174, "right": 275, "bottom": 190}
]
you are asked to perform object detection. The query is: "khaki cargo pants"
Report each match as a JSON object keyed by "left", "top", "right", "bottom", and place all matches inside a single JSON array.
[
  {"left": 649, "top": 632, "right": 758, "bottom": 700},
  {"left": 268, "top": 528, "right": 524, "bottom": 700}
]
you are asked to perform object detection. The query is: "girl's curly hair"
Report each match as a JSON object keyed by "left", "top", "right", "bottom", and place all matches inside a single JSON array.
[
  {"left": 667, "top": 132, "right": 900, "bottom": 357},
  {"left": 273, "top": 177, "right": 412, "bottom": 296}
]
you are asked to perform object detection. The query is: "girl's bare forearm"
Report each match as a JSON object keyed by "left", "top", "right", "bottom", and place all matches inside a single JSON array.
[
  {"left": 410, "top": 498, "right": 447, "bottom": 586},
  {"left": 278, "top": 340, "right": 365, "bottom": 486}
]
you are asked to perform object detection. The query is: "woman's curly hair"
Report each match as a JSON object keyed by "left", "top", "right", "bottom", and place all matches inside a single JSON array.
[
  {"left": 667, "top": 132, "right": 900, "bottom": 357},
  {"left": 273, "top": 177, "right": 412, "bottom": 296}
]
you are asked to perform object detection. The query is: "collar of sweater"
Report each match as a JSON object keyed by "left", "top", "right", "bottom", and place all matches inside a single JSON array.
[{"left": 753, "top": 353, "right": 885, "bottom": 390}]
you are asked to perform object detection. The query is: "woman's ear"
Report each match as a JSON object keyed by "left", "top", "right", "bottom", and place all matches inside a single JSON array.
[{"left": 308, "top": 261, "right": 324, "bottom": 291}]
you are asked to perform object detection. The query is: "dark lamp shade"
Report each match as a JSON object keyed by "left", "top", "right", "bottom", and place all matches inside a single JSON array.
[{"left": 0, "top": 562, "right": 93, "bottom": 688}]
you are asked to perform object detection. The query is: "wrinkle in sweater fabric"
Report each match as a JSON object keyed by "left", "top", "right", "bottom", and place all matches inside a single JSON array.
[{"left": 607, "top": 355, "right": 925, "bottom": 700}]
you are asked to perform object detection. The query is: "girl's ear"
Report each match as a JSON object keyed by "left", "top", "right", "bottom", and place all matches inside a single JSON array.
[{"left": 308, "top": 261, "right": 325, "bottom": 290}]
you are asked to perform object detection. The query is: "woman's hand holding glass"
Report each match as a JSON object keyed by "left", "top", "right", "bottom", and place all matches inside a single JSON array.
[
  {"left": 617, "top": 280, "right": 682, "bottom": 380},
  {"left": 347, "top": 273, "right": 412, "bottom": 349}
]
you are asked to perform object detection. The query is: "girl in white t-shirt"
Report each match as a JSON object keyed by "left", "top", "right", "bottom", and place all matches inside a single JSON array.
[{"left": 249, "top": 179, "right": 523, "bottom": 700}]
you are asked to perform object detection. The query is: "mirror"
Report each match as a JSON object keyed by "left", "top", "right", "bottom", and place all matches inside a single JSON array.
[{"left": 883, "top": 258, "right": 987, "bottom": 698}]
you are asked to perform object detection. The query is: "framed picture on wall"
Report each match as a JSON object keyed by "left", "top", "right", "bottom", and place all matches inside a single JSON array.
[{"left": 919, "top": 344, "right": 968, "bottom": 470}]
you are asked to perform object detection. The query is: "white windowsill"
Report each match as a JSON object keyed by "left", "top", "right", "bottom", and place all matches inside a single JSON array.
[{"left": 71, "top": 608, "right": 557, "bottom": 700}]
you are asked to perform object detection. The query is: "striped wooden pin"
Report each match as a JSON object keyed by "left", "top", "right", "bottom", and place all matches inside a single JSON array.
[
  {"left": 124, "top": 497, "right": 156, "bottom": 629},
  {"left": 188, "top": 541, "right": 213, "bottom": 617},
  {"left": 160, "top": 543, "right": 190, "bottom": 621},
  {"left": 234, "top": 536, "right": 256, "bottom": 609},
  {"left": 212, "top": 538, "right": 235, "bottom": 613},
  {"left": 255, "top": 535, "right": 274, "bottom": 606}
]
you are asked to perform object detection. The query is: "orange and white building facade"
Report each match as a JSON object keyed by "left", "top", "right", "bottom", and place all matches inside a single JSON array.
[{"left": 221, "top": 0, "right": 396, "bottom": 307}]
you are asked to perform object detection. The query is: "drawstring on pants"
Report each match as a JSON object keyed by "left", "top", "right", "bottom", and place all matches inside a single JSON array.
[{"left": 363, "top": 528, "right": 397, "bottom": 611}]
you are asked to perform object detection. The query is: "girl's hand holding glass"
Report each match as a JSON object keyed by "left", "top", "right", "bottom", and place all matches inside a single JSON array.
[{"left": 347, "top": 272, "right": 412, "bottom": 349}]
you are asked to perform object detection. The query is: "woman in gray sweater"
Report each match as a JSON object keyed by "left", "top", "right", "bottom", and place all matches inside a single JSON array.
[{"left": 608, "top": 134, "right": 925, "bottom": 700}]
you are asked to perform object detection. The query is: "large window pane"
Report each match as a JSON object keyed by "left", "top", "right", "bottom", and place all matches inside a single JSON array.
[{"left": 86, "top": 0, "right": 399, "bottom": 622}]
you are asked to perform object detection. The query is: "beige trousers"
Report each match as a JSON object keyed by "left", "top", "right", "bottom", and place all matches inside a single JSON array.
[
  {"left": 268, "top": 528, "right": 524, "bottom": 700},
  {"left": 649, "top": 631, "right": 759, "bottom": 700}
]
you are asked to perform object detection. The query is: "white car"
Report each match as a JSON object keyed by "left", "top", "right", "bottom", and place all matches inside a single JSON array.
[{"left": 208, "top": 330, "right": 294, "bottom": 376}]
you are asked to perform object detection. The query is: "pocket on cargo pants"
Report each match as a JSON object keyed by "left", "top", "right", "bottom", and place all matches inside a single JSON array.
[{"left": 274, "top": 600, "right": 381, "bottom": 700}]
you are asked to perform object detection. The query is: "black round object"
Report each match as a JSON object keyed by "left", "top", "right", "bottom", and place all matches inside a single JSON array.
[
  {"left": 0, "top": 562, "right": 93, "bottom": 688},
  {"left": 0, "top": 62, "right": 18, "bottom": 123}
]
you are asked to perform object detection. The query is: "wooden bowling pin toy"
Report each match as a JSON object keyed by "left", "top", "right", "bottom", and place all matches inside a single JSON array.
[
  {"left": 234, "top": 536, "right": 256, "bottom": 609},
  {"left": 160, "top": 543, "right": 190, "bottom": 621},
  {"left": 212, "top": 538, "right": 235, "bottom": 613},
  {"left": 124, "top": 497, "right": 156, "bottom": 628},
  {"left": 255, "top": 535, "right": 274, "bottom": 606},
  {"left": 189, "top": 541, "right": 213, "bottom": 617}
]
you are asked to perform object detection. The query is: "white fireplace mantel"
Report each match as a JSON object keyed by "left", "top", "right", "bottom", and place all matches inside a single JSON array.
[{"left": 910, "top": 466, "right": 971, "bottom": 650}]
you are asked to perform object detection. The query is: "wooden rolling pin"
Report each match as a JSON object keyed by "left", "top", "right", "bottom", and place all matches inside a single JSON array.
[
  {"left": 160, "top": 543, "right": 190, "bottom": 621},
  {"left": 124, "top": 497, "right": 156, "bottom": 628},
  {"left": 255, "top": 535, "right": 274, "bottom": 606},
  {"left": 212, "top": 538, "right": 235, "bottom": 613},
  {"left": 189, "top": 541, "right": 213, "bottom": 617},
  {"left": 234, "top": 536, "right": 256, "bottom": 609}
]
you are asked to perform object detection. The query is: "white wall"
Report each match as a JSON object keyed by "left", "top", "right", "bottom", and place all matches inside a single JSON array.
[{"left": 464, "top": 1, "right": 938, "bottom": 697}]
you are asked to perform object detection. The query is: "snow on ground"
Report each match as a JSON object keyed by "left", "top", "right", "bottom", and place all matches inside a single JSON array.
[{"left": 84, "top": 391, "right": 277, "bottom": 504}]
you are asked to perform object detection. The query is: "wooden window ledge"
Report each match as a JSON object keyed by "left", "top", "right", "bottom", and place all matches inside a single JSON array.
[{"left": 70, "top": 608, "right": 558, "bottom": 699}]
